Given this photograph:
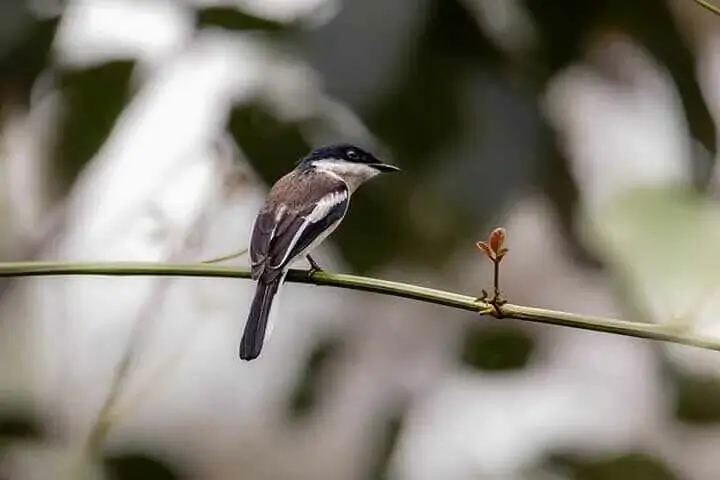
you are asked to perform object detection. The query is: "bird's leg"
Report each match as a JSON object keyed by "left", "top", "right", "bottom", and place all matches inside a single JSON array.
[{"left": 306, "top": 254, "right": 324, "bottom": 275}]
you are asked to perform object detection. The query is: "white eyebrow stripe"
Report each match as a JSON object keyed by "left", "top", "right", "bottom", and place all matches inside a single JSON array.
[{"left": 313, "top": 159, "right": 377, "bottom": 177}]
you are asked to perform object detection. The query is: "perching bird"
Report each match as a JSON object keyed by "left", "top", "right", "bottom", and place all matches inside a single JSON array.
[{"left": 239, "top": 144, "right": 399, "bottom": 360}]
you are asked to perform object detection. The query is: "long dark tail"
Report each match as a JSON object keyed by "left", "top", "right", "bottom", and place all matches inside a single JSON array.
[{"left": 239, "top": 279, "right": 281, "bottom": 360}]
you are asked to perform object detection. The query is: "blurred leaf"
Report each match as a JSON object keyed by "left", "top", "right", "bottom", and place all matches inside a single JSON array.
[
  {"left": 104, "top": 452, "right": 184, "bottom": 480},
  {"left": 608, "top": 0, "right": 717, "bottom": 187},
  {"left": 56, "top": 60, "right": 136, "bottom": 192},
  {"left": 585, "top": 186, "right": 720, "bottom": 326},
  {"left": 196, "top": 6, "right": 287, "bottom": 32},
  {"left": 0, "top": 408, "right": 44, "bottom": 445},
  {"left": 522, "top": 0, "right": 603, "bottom": 72},
  {"left": 286, "top": 337, "right": 343, "bottom": 420},
  {"left": 365, "top": 409, "right": 405, "bottom": 480},
  {"left": 673, "top": 372, "right": 720, "bottom": 425},
  {"left": 0, "top": 14, "right": 59, "bottom": 108},
  {"left": 330, "top": 184, "right": 411, "bottom": 273},
  {"left": 227, "top": 102, "right": 310, "bottom": 184},
  {"left": 547, "top": 451, "right": 678, "bottom": 480},
  {"left": 459, "top": 324, "right": 535, "bottom": 371},
  {"left": 520, "top": 0, "right": 608, "bottom": 269},
  {"left": 538, "top": 129, "right": 603, "bottom": 269},
  {"left": 0, "top": 1, "right": 33, "bottom": 57}
]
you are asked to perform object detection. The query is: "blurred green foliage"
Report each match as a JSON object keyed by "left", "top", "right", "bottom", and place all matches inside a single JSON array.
[
  {"left": 673, "top": 371, "right": 720, "bottom": 424},
  {"left": 546, "top": 451, "right": 679, "bottom": 480},
  {"left": 196, "top": 6, "right": 286, "bottom": 32},
  {"left": 56, "top": 60, "right": 136, "bottom": 193},
  {"left": 460, "top": 323, "right": 536, "bottom": 371},
  {"left": 0, "top": 408, "right": 43, "bottom": 447},
  {"left": 0, "top": 11, "right": 58, "bottom": 109},
  {"left": 285, "top": 336, "right": 343, "bottom": 420},
  {"left": 366, "top": 409, "right": 405, "bottom": 480},
  {"left": 104, "top": 451, "right": 185, "bottom": 480},
  {"left": 227, "top": 102, "right": 311, "bottom": 186}
]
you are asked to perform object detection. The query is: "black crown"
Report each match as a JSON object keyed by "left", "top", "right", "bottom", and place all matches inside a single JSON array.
[{"left": 300, "top": 144, "right": 379, "bottom": 165}]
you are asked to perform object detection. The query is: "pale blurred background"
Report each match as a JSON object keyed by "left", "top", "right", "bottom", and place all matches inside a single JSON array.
[{"left": 1, "top": 0, "right": 720, "bottom": 479}]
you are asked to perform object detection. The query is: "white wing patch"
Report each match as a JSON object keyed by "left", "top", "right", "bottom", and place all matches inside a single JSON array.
[
  {"left": 308, "top": 190, "right": 347, "bottom": 222},
  {"left": 271, "top": 189, "right": 348, "bottom": 269},
  {"left": 274, "top": 204, "right": 287, "bottom": 222}
]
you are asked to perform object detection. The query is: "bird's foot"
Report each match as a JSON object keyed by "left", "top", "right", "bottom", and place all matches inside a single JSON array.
[{"left": 306, "top": 255, "right": 324, "bottom": 277}]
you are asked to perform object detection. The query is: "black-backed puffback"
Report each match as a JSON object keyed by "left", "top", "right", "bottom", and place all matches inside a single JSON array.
[{"left": 239, "top": 143, "right": 399, "bottom": 360}]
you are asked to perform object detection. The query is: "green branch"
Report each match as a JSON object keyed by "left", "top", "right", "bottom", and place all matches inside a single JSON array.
[
  {"left": 0, "top": 261, "right": 718, "bottom": 352},
  {"left": 693, "top": 0, "right": 720, "bottom": 17}
]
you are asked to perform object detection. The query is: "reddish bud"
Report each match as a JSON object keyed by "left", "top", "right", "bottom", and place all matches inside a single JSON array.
[{"left": 488, "top": 227, "right": 506, "bottom": 254}]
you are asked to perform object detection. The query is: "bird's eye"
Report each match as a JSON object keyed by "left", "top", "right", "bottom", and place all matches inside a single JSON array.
[{"left": 346, "top": 150, "right": 359, "bottom": 160}]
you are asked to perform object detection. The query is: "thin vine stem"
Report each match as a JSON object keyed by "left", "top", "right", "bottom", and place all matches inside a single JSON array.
[
  {"left": 692, "top": 0, "right": 720, "bottom": 17},
  {"left": 0, "top": 261, "right": 718, "bottom": 352}
]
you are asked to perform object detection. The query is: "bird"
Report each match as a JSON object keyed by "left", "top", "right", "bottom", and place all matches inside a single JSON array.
[{"left": 239, "top": 144, "right": 400, "bottom": 360}]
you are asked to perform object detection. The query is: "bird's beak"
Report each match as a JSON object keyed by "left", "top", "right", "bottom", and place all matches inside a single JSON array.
[{"left": 371, "top": 163, "right": 400, "bottom": 173}]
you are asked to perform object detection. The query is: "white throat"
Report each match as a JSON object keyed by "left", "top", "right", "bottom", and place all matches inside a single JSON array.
[{"left": 312, "top": 159, "right": 380, "bottom": 193}]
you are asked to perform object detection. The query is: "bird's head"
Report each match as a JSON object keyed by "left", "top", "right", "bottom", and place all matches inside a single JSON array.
[{"left": 298, "top": 144, "right": 399, "bottom": 189}]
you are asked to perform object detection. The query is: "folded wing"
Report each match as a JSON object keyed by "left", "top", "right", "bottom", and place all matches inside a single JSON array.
[{"left": 250, "top": 184, "right": 349, "bottom": 281}]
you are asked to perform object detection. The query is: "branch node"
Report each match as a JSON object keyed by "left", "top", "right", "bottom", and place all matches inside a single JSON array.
[
  {"left": 477, "top": 227, "right": 509, "bottom": 318},
  {"left": 489, "top": 294, "right": 507, "bottom": 318},
  {"left": 477, "top": 304, "right": 494, "bottom": 315}
]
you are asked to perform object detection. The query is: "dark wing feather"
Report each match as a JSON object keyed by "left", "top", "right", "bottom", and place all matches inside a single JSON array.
[
  {"left": 267, "top": 214, "right": 305, "bottom": 267},
  {"left": 250, "top": 179, "right": 349, "bottom": 282},
  {"left": 265, "top": 187, "right": 348, "bottom": 271},
  {"left": 250, "top": 209, "right": 300, "bottom": 281},
  {"left": 282, "top": 195, "right": 347, "bottom": 262},
  {"left": 249, "top": 211, "right": 276, "bottom": 279}
]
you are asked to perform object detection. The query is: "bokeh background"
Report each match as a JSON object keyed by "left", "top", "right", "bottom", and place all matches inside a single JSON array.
[{"left": 2, "top": 0, "right": 720, "bottom": 479}]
